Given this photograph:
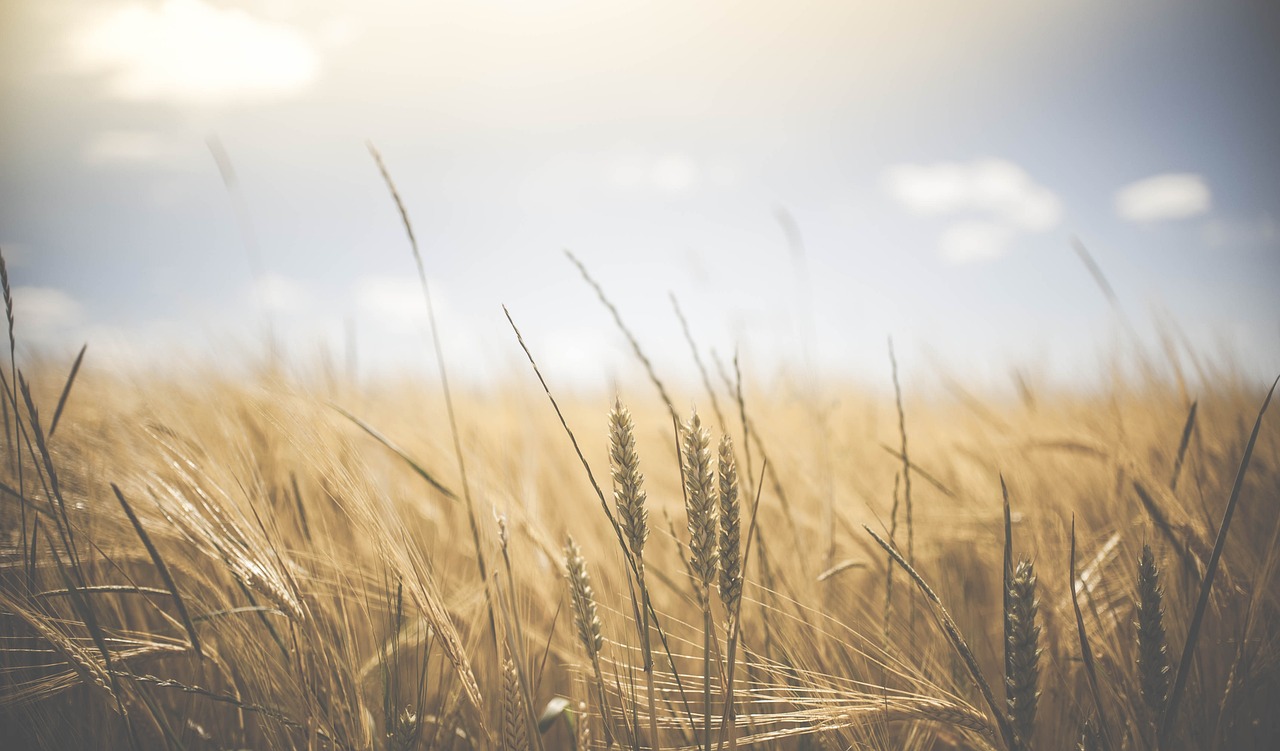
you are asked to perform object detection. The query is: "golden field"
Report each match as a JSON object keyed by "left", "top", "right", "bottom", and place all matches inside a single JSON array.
[{"left": 2, "top": 286, "right": 1277, "bottom": 751}]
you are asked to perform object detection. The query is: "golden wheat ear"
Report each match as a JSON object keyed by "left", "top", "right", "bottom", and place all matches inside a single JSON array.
[
  {"left": 609, "top": 397, "right": 649, "bottom": 562},
  {"left": 682, "top": 410, "right": 719, "bottom": 595},
  {"left": 502, "top": 657, "right": 531, "bottom": 751},
  {"left": 717, "top": 433, "right": 742, "bottom": 615},
  {"left": 564, "top": 536, "right": 604, "bottom": 662}
]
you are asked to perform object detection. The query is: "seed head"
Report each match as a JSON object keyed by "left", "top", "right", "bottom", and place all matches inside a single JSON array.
[
  {"left": 1136, "top": 544, "right": 1170, "bottom": 720},
  {"left": 1004, "top": 558, "right": 1040, "bottom": 750},
  {"left": 717, "top": 433, "right": 742, "bottom": 614},
  {"left": 609, "top": 398, "right": 648, "bottom": 561},
  {"left": 564, "top": 536, "right": 604, "bottom": 660},
  {"left": 682, "top": 410, "right": 718, "bottom": 592}
]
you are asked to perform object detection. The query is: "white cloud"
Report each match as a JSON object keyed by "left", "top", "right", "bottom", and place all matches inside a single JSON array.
[
  {"left": 11, "top": 286, "right": 83, "bottom": 339},
  {"left": 353, "top": 275, "right": 426, "bottom": 326},
  {"left": 882, "top": 158, "right": 1062, "bottom": 263},
  {"left": 1114, "top": 173, "right": 1211, "bottom": 222},
  {"left": 939, "top": 221, "right": 1016, "bottom": 265},
  {"left": 883, "top": 159, "right": 1062, "bottom": 231},
  {"left": 252, "top": 274, "right": 310, "bottom": 314},
  {"left": 69, "top": 0, "right": 320, "bottom": 105}
]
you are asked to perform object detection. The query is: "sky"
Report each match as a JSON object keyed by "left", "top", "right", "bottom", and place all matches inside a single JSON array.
[{"left": 1, "top": 0, "right": 1278, "bottom": 392}]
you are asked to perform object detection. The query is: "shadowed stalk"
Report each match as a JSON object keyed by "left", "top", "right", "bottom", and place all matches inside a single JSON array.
[
  {"left": 1, "top": 249, "right": 26, "bottom": 579},
  {"left": 1070, "top": 519, "right": 1115, "bottom": 751}
]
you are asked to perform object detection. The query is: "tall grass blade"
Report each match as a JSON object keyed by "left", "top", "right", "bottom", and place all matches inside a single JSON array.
[
  {"left": 111, "top": 483, "right": 204, "bottom": 660},
  {"left": 48, "top": 343, "right": 86, "bottom": 438}
]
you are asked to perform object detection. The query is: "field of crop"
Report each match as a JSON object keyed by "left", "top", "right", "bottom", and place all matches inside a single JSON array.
[{"left": 1, "top": 242, "right": 1278, "bottom": 751}]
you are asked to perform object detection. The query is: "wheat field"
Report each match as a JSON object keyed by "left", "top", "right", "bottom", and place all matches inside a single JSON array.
[{"left": 1, "top": 244, "right": 1278, "bottom": 751}]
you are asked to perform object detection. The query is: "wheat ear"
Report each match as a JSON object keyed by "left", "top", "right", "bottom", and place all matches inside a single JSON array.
[
  {"left": 502, "top": 657, "right": 531, "bottom": 751},
  {"left": 1135, "top": 544, "right": 1170, "bottom": 722},
  {"left": 682, "top": 410, "right": 718, "bottom": 751},
  {"left": 683, "top": 411, "right": 719, "bottom": 596},
  {"left": 609, "top": 397, "right": 659, "bottom": 749},
  {"left": 1004, "top": 559, "right": 1040, "bottom": 750},
  {"left": 718, "top": 434, "right": 742, "bottom": 615},
  {"left": 610, "top": 398, "right": 649, "bottom": 562},
  {"left": 564, "top": 535, "right": 612, "bottom": 746}
]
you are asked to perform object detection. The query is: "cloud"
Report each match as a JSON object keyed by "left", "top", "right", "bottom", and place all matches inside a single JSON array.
[
  {"left": 252, "top": 274, "right": 310, "bottom": 314},
  {"left": 69, "top": 0, "right": 320, "bottom": 105},
  {"left": 939, "top": 221, "right": 1017, "bottom": 264},
  {"left": 11, "top": 286, "right": 83, "bottom": 340},
  {"left": 1114, "top": 173, "right": 1211, "bottom": 222},
  {"left": 882, "top": 158, "right": 1062, "bottom": 263},
  {"left": 353, "top": 275, "right": 426, "bottom": 326},
  {"left": 883, "top": 159, "right": 1062, "bottom": 231}
]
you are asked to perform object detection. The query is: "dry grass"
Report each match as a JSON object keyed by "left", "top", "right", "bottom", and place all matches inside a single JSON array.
[{"left": 1, "top": 257, "right": 1279, "bottom": 750}]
